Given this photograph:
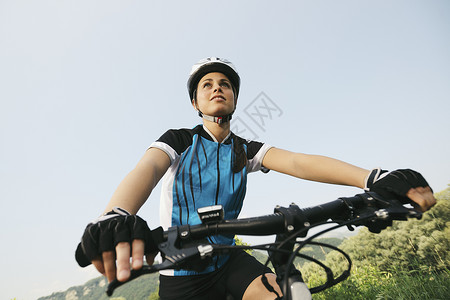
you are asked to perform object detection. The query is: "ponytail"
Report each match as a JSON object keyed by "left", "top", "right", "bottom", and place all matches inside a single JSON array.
[{"left": 232, "top": 135, "right": 247, "bottom": 173}]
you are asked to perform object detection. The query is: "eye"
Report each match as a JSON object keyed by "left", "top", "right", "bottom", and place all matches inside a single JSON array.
[
  {"left": 202, "top": 82, "right": 212, "bottom": 88},
  {"left": 220, "top": 82, "right": 231, "bottom": 88}
]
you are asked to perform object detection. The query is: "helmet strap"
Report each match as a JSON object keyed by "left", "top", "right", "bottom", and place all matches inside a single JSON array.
[
  {"left": 197, "top": 110, "right": 233, "bottom": 124},
  {"left": 193, "top": 98, "right": 234, "bottom": 124}
]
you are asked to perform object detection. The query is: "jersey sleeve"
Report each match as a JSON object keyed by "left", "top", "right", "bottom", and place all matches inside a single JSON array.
[
  {"left": 148, "top": 129, "right": 194, "bottom": 164},
  {"left": 246, "top": 140, "right": 273, "bottom": 173}
]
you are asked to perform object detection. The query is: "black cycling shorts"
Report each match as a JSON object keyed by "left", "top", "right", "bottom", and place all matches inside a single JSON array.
[{"left": 159, "top": 250, "right": 273, "bottom": 300}]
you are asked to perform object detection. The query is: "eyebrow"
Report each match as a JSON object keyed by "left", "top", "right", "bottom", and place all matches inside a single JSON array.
[{"left": 200, "top": 78, "right": 231, "bottom": 84}]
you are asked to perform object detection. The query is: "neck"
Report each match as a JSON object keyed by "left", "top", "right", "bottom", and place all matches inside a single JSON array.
[{"left": 203, "top": 119, "right": 231, "bottom": 143}]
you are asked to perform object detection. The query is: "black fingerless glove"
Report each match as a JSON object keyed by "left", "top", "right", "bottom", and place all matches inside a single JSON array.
[
  {"left": 364, "top": 168, "right": 431, "bottom": 203},
  {"left": 75, "top": 207, "right": 163, "bottom": 267}
]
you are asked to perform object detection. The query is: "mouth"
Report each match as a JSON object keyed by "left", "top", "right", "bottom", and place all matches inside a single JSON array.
[{"left": 210, "top": 95, "right": 226, "bottom": 101}]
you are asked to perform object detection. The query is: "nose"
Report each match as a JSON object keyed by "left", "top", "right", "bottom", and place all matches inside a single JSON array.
[{"left": 213, "top": 83, "right": 223, "bottom": 93}]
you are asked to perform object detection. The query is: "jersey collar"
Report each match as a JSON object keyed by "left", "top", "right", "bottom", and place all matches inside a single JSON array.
[{"left": 202, "top": 125, "right": 232, "bottom": 144}]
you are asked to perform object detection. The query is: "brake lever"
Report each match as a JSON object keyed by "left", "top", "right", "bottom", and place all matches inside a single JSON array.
[
  {"left": 106, "top": 260, "right": 173, "bottom": 296},
  {"left": 345, "top": 193, "right": 423, "bottom": 233},
  {"left": 356, "top": 192, "right": 423, "bottom": 220},
  {"left": 106, "top": 244, "right": 208, "bottom": 296},
  {"left": 106, "top": 227, "right": 215, "bottom": 297},
  {"left": 374, "top": 205, "right": 422, "bottom": 221}
]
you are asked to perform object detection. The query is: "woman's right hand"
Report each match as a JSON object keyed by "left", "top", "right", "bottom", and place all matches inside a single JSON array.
[
  {"left": 92, "top": 239, "right": 157, "bottom": 282},
  {"left": 75, "top": 207, "right": 162, "bottom": 282}
]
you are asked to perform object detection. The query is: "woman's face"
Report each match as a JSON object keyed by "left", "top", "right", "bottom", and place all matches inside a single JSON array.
[{"left": 193, "top": 72, "right": 236, "bottom": 117}]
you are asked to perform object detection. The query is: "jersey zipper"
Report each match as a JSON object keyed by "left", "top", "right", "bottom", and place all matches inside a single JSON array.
[{"left": 215, "top": 143, "right": 220, "bottom": 205}]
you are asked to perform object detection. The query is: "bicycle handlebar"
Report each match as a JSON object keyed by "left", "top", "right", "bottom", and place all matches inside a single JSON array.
[
  {"left": 166, "top": 194, "right": 355, "bottom": 239},
  {"left": 106, "top": 192, "right": 422, "bottom": 297}
]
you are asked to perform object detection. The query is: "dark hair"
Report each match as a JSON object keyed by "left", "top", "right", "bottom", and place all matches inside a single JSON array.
[{"left": 232, "top": 135, "right": 247, "bottom": 173}]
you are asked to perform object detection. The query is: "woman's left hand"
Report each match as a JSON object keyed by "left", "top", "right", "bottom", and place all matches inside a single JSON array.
[
  {"left": 406, "top": 186, "right": 436, "bottom": 212},
  {"left": 367, "top": 169, "right": 436, "bottom": 212}
]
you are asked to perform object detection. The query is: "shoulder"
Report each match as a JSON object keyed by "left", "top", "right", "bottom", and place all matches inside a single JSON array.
[
  {"left": 232, "top": 134, "right": 267, "bottom": 160},
  {"left": 156, "top": 125, "right": 203, "bottom": 155},
  {"left": 231, "top": 133, "right": 273, "bottom": 173}
]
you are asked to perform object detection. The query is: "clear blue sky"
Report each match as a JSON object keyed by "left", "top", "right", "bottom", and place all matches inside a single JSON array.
[{"left": 1, "top": 1, "right": 449, "bottom": 299}]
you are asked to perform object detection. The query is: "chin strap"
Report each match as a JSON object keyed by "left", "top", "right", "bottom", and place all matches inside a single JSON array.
[
  {"left": 193, "top": 98, "right": 234, "bottom": 124},
  {"left": 197, "top": 110, "right": 233, "bottom": 124}
]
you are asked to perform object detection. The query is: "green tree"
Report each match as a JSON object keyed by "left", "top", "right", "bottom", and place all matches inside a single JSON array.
[
  {"left": 148, "top": 286, "right": 159, "bottom": 300},
  {"left": 235, "top": 236, "right": 253, "bottom": 255},
  {"left": 338, "top": 186, "right": 450, "bottom": 272}
]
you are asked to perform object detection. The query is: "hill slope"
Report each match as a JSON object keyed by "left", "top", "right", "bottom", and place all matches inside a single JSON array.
[{"left": 39, "top": 237, "right": 344, "bottom": 299}]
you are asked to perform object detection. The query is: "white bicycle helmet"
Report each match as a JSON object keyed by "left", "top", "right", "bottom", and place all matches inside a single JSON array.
[
  {"left": 188, "top": 57, "right": 240, "bottom": 101},
  {"left": 187, "top": 57, "right": 241, "bottom": 124}
]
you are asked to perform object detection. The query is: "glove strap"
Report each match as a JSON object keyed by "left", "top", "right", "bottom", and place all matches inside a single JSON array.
[
  {"left": 91, "top": 207, "right": 131, "bottom": 224},
  {"left": 364, "top": 168, "right": 389, "bottom": 191}
]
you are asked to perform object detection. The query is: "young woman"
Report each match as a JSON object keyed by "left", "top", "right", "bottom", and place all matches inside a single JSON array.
[{"left": 76, "top": 57, "right": 436, "bottom": 300}]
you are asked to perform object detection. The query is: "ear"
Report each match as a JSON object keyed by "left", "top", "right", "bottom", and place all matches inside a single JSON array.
[
  {"left": 191, "top": 88, "right": 198, "bottom": 110},
  {"left": 192, "top": 98, "right": 198, "bottom": 111}
]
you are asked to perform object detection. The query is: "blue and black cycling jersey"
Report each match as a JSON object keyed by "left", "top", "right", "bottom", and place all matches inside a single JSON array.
[{"left": 150, "top": 124, "right": 272, "bottom": 276}]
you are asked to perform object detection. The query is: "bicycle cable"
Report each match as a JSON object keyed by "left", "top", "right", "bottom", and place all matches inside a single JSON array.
[{"left": 282, "top": 213, "right": 381, "bottom": 299}]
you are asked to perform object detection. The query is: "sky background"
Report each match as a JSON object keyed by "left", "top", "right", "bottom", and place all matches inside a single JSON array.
[{"left": 1, "top": 1, "right": 449, "bottom": 299}]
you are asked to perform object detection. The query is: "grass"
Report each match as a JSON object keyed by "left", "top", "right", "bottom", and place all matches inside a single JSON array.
[{"left": 308, "top": 265, "right": 450, "bottom": 300}]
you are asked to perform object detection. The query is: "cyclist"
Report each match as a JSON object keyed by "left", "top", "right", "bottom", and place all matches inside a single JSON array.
[{"left": 76, "top": 57, "right": 436, "bottom": 300}]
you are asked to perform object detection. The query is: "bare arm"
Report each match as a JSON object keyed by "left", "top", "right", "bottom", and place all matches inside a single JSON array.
[
  {"left": 93, "top": 147, "right": 171, "bottom": 282},
  {"left": 104, "top": 147, "right": 171, "bottom": 214},
  {"left": 262, "top": 147, "right": 370, "bottom": 188},
  {"left": 262, "top": 148, "right": 435, "bottom": 212}
]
